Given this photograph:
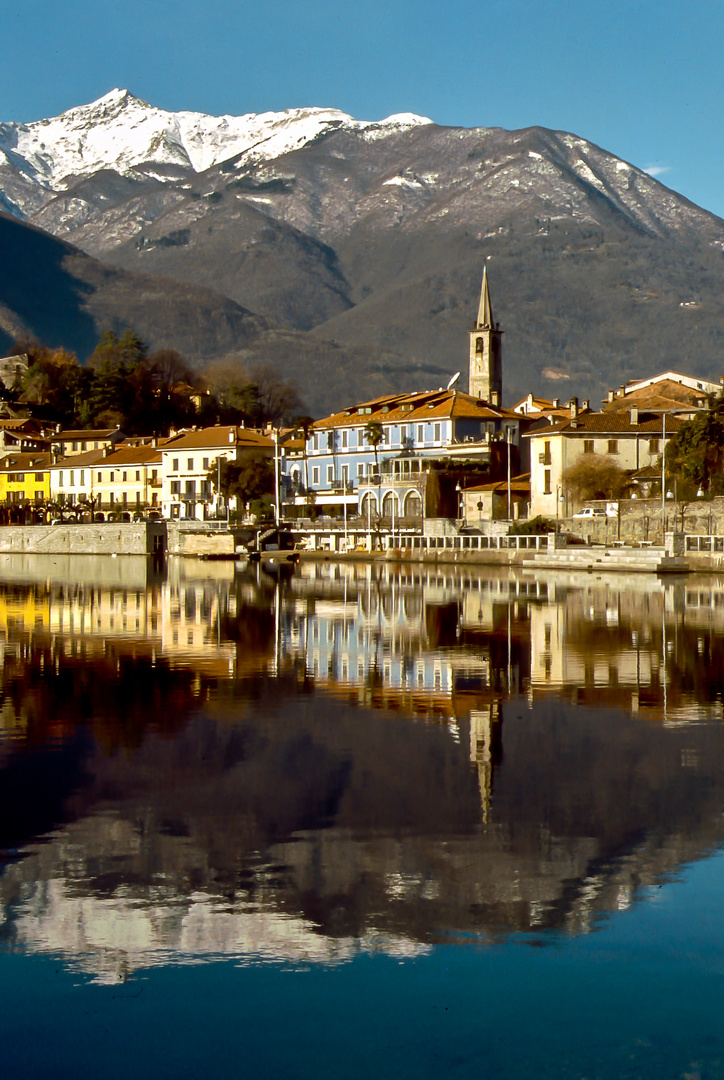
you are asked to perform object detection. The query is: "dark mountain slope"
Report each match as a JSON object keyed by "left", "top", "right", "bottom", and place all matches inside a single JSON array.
[
  {"left": 94, "top": 190, "right": 354, "bottom": 331},
  {"left": 0, "top": 211, "right": 271, "bottom": 360},
  {"left": 0, "top": 213, "right": 425, "bottom": 415}
]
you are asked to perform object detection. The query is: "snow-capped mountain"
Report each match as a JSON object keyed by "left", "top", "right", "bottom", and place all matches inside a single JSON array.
[
  {"left": 3, "top": 89, "right": 724, "bottom": 417},
  {"left": 0, "top": 89, "right": 431, "bottom": 201}
]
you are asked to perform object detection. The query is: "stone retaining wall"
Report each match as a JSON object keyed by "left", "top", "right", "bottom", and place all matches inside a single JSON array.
[
  {"left": 166, "top": 523, "right": 235, "bottom": 557},
  {"left": 566, "top": 498, "right": 724, "bottom": 545},
  {"left": 0, "top": 522, "right": 165, "bottom": 555}
]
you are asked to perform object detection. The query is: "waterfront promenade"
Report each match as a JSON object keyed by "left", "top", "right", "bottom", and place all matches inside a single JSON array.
[{"left": 1, "top": 520, "right": 724, "bottom": 572}]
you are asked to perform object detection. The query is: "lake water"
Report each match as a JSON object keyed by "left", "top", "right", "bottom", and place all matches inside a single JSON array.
[{"left": 2, "top": 554, "right": 724, "bottom": 1078}]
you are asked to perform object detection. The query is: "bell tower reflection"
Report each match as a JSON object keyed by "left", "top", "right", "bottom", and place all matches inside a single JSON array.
[{"left": 469, "top": 702, "right": 503, "bottom": 823}]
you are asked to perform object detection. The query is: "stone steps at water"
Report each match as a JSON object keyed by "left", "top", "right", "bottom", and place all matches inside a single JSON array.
[{"left": 522, "top": 545, "right": 688, "bottom": 574}]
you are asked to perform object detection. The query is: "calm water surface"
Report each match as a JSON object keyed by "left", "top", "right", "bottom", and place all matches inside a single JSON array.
[{"left": 2, "top": 554, "right": 724, "bottom": 1078}]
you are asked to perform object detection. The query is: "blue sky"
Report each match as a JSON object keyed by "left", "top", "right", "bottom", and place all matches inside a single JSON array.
[{"left": 4, "top": 0, "right": 724, "bottom": 217}]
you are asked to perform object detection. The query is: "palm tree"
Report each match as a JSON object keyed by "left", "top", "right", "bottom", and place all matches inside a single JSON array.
[
  {"left": 364, "top": 420, "right": 384, "bottom": 475},
  {"left": 364, "top": 420, "right": 385, "bottom": 529},
  {"left": 291, "top": 414, "right": 315, "bottom": 496}
]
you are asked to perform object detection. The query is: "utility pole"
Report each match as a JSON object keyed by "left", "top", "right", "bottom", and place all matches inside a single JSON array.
[
  {"left": 507, "top": 427, "right": 512, "bottom": 521},
  {"left": 274, "top": 428, "right": 281, "bottom": 528}
]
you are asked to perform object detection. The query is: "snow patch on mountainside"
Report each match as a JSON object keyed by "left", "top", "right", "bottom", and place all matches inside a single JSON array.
[{"left": 0, "top": 90, "right": 433, "bottom": 191}]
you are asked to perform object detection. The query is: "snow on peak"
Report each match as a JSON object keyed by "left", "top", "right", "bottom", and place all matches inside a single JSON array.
[{"left": 0, "top": 92, "right": 434, "bottom": 190}]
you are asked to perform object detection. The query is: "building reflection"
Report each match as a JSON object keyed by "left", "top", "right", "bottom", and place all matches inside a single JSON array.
[{"left": 0, "top": 557, "right": 724, "bottom": 979}]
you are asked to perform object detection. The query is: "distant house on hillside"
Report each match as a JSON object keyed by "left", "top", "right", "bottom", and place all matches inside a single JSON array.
[
  {"left": 0, "top": 354, "right": 28, "bottom": 395},
  {"left": 602, "top": 370, "right": 721, "bottom": 415},
  {"left": 0, "top": 419, "right": 49, "bottom": 458},
  {"left": 48, "top": 428, "right": 125, "bottom": 458}
]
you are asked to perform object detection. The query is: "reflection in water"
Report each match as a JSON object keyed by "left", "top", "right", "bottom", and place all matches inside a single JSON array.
[{"left": 1, "top": 556, "right": 724, "bottom": 983}]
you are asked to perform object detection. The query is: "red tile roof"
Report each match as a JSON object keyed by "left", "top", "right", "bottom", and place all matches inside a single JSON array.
[
  {"left": 313, "top": 389, "right": 515, "bottom": 429},
  {"left": 49, "top": 428, "right": 121, "bottom": 441},
  {"left": 0, "top": 452, "right": 51, "bottom": 473},
  {"left": 161, "top": 425, "right": 274, "bottom": 450},
  {"left": 525, "top": 411, "right": 683, "bottom": 437}
]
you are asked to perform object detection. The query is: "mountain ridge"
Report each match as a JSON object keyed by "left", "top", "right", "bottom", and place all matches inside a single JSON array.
[
  {"left": 0, "top": 90, "right": 432, "bottom": 203},
  {"left": 2, "top": 91, "right": 724, "bottom": 416}
]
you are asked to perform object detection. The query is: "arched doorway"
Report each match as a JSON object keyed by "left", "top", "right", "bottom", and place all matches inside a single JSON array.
[
  {"left": 361, "top": 491, "right": 377, "bottom": 519},
  {"left": 382, "top": 492, "right": 398, "bottom": 518},
  {"left": 404, "top": 490, "right": 422, "bottom": 518}
]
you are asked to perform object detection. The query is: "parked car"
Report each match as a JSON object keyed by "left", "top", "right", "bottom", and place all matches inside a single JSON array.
[{"left": 573, "top": 507, "right": 606, "bottom": 519}]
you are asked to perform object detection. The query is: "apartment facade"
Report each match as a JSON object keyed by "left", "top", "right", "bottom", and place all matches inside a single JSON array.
[
  {"left": 0, "top": 452, "right": 51, "bottom": 512},
  {"left": 158, "top": 426, "right": 274, "bottom": 520},
  {"left": 284, "top": 389, "right": 519, "bottom": 519},
  {"left": 527, "top": 407, "right": 682, "bottom": 517},
  {"left": 49, "top": 445, "right": 163, "bottom": 516}
]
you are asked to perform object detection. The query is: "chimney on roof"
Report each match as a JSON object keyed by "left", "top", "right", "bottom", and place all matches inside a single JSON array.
[
  {"left": 490, "top": 390, "right": 500, "bottom": 407},
  {"left": 527, "top": 393, "right": 534, "bottom": 409},
  {"left": 228, "top": 428, "right": 235, "bottom": 444},
  {"left": 608, "top": 389, "right": 615, "bottom": 403},
  {"left": 569, "top": 397, "right": 579, "bottom": 419},
  {"left": 103, "top": 444, "right": 112, "bottom": 457},
  {"left": 630, "top": 406, "right": 639, "bottom": 425},
  {"left": 582, "top": 399, "right": 590, "bottom": 411},
  {"left": 552, "top": 398, "right": 560, "bottom": 409},
  {"left": 618, "top": 385, "right": 625, "bottom": 397}
]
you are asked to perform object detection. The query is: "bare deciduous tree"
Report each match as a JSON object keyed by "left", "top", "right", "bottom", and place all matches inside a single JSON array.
[{"left": 563, "top": 453, "right": 627, "bottom": 501}]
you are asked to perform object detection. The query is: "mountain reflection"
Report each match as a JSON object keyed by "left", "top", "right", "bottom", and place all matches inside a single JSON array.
[{"left": 1, "top": 555, "right": 724, "bottom": 980}]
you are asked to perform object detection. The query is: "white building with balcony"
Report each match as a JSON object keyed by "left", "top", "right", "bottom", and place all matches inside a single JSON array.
[{"left": 284, "top": 388, "right": 519, "bottom": 521}]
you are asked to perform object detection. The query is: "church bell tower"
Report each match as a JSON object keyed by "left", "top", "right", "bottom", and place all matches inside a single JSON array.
[{"left": 469, "top": 266, "right": 503, "bottom": 403}]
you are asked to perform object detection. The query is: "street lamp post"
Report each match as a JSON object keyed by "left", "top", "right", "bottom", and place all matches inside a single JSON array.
[
  {"left": 658, "top": 411, "right": 681, "bottom": 540},
  {"left": 506, "top": 427, "right": 512, "bottom": 521},
  {"left": 273, "top": 429, "right": 280, "bottom": 528}
]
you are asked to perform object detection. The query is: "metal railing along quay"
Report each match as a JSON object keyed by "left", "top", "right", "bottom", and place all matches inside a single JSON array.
[{"left": 394, "top": 533, "right": 550, "bottom": 552}]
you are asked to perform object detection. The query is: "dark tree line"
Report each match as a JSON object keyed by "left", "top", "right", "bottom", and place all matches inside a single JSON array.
[
  {"left": 666, "top": 405, "right": 724, "bottom": 498},
  {"left": 4, "top": 331, "right": 305, "bottom": 434}
]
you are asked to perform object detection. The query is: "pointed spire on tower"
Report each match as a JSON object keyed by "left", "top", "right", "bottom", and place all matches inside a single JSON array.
[
  {"left": 476, "top": 266, "right": 494, "bottom": 329},
  {"left": 469, "top": 265, "right": 502, "bottom": 402}
]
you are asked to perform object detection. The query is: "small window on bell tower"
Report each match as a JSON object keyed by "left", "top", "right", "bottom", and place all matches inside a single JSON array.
[{"left": 475, "top": 337, "right": 484, "bottom": 354}]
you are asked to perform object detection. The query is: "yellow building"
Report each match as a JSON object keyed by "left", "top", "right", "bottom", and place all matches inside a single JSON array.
[
  {"left": 49, "top": 444, "right": 163, "bottom": 517},
  {"left": 0, "top": 452, "right": 51, "bottom": 516},
  {"left": 91, "top": 444, "right": 163, "bottom": 515}
]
